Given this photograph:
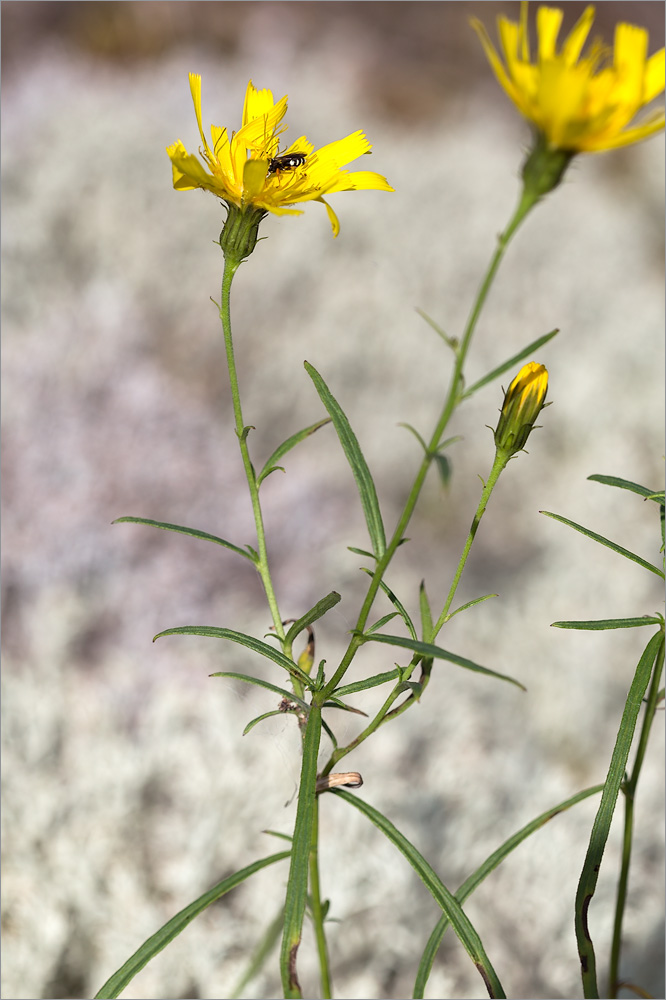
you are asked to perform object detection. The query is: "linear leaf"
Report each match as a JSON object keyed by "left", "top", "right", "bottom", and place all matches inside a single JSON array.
[
  {"left": 447, "top": 593, "right": 498, "bottom": 621},
  {"left": 415, "top": 307, "right": 457, "bottom": 349},
  {"left": 113, "top": 516, "right": 255, "bottom": 562},
  {"left": 552, "top": 617, "right": 662, "bottom": 631},
  {"left": 154, "top": 626, "right": 314, "bottom": 687},
  {"left": 257, "top": 418, "right": 331, "bottom": 486},
  {"left": 419, "top": 580, "right": 433, "bottom": 642},
  {"left": 575, "top": 632, "right": 663, "bottom": 998},
  {"left": 362, "top": 633, "right": 526, "bottom": 691},
  {"left": 462, "top": 329, "right": 559, "bottom": 398},
  {"left": 243, "top": 710, "right": 293, "bottom": 736},
  {"left": 209, "top": 672, "right": 309, "bottom": 714},
  {"left": 285, "top": 591, "right": 341, "bottom": 647},
  {"left": 361, "top": 569, "right": 418, "bottom": 640},
  {"left": 541, "top": 511, "right": 665, "bottom": 579},
  {"left": 366, "top": 611, "right": 400, "bottom": 634},
  {"left": 94, "top": 851, "right": 290, "bottom": 999},
  {"left": 587, "top": 474, "right": 660, "bottom": 501},
  {"left": 322, "top": 697, "right": 368, "bottom": 717},
  {"left": 413, "top": 784, "right": 604, "bottom": 998},
  {"left": 333, "top": 789, "right": 506, "bottom": 999},
  {"left": 334, "top": 668, "right": 402, "bottom": 698},
  {"left": 280, "top": 704, "right": 322, "bottom": 997},
  {"left": 305, "top": 361, "right": 386, "bottom": 558}
]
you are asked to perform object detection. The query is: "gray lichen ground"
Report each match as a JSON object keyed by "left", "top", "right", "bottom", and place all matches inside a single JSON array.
[{"left": 2, "top": 5, "right": 664, "bottom": 999}]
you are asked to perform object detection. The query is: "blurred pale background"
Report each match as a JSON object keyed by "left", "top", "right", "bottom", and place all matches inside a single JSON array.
[{"left": 2, "top": 3, "right": 664, "bottom": 998}]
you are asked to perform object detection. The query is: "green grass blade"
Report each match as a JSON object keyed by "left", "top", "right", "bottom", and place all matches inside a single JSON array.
[
  {"left": 552, "top": 616, "right": 662, "bottom": 631},
  {"left": 113, "top": 516, "right": 255, "bottom": 562},
  {"left": 208, "top": 672, "right": 309, "bottom": 714},
  {"left": 305, "top": 361, "right": 386, "bottom": 558},
  {"left": 362, "top": 633, "right": 526, "bottom": 691},
  {"left": 257, "top": 418, "right": 331, "bottom": 486},
  {"left": 154, "top": 626, "right": 313, "bottom": 687},
  {"left": 280, "top": 703, "right": 322, "bottom": 998},
  {"left": 333, "top": 789, "right": 506, "bottom": 999},
  {"left": 413, "top": 784, "right": 604, "bottom": 998},
  {"left": 575, "top": 632, "right": 663, "bottom": 998},
  {"left": 587, "top": 474, "right": 660, "bottom": 501},
  {"left": 462, "top": 329, "right": 559, "bottom": 398},
  {"left": 94, "top": 851, "right": 290, "bottom": 999},
  {"left": 540, "top": 511, "right": 665, "bottom": 579},
  {"left": 285, "top": 591, "right": 342, "bottom": 647}
]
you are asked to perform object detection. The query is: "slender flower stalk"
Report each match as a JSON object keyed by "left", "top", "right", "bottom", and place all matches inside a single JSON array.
[{"left": 218, "top": 258, "right": 286, "bottom": 642}]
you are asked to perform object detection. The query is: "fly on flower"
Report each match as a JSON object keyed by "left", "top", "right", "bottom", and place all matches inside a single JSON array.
[{"left": 166, "top": 74, "right": 393, "bottom": 251}]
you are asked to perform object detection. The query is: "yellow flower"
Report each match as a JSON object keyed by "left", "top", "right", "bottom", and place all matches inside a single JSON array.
[
  {"left": 167, "top": 74, "right": 393, "bottom": 237},
  {"left": 494, "top": 362, "right": 548, "bottom": 456},
  {"left": 472, "top": 3, "right": 665, "bottom": 152}
]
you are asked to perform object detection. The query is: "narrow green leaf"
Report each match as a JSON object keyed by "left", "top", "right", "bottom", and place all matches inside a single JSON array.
[
  {"left": 447, "top": 594, "right": 498, "bottom": 621},
  {"left": 398, "top": 422, "right": 428, "bottom": 453},
  {"left": 362, "top": 633, "right": 526, "bottom": 691},
  {"left": 281, "top": 703, "right": 322, "bottom": 998},
  {"left": 263, "top": 830, "right": 293, "bottom": 843},
  {"left": 587, "top": 474, "right": 660, "bottom": 501},
  {"left": 210, "top": 672, "right": 309, "bottom": 714},
  {"left": 322, "top": 697, "right": 368, "bottom": 717},
  {"left": 434, "top": 453, "right": 452, "bottom": 489},
  {"left": 155, "top": 626, "right": 314, "bottom": 687},
  {"left": 419, "top": 581, "right": 433, "bottom": 642},
  {"left": 113, "top": 516, "right": 255, "bottom": 562},
  {"left": 462, "top": 328, "right": 559, "bottom": 399},
  {"left": 257, "top": 418, "right": 331, "bottom": 486},
  {"left": 305, "top": 361, "right": 386, "bottom": 558},
  {"left": 415, "top": 307, "right": 457, "bottom": 350},
  {"left": 541, "top": 511, "right": 665, "bottom": 579},
  {"left": 243, "top": 711, "right": 287, "bottom": 735},
  {"left": 348, "top": 545, "right": 376, "bottom": 559},
  {"left": 333, "top": 789, "right": 506, "bottom": 999},
  {"left": 94, "top": 851, "right": 290, "bottom": 999},
  {"left": 552, "top": 617, "right": 662, "bottom": 631},
  {"left": 230, "top": 906, "right": 285, "bottom": 999},
  {"left": 366, "top": 611, "right": 400, "bottom": 634},
  {"left": 321, "top": 716, "right": 338, "bottom": 749},
  {"left": 334, "top": 668, "right": 402, "bottom": 698},
  {"left": 413, "top": 784, "right": 604, "bottom": 998},
  {"left": 361, "top": 569, "right": 418, "bottom": 641},
  {"left": 575, "top": 632, "right": 663, "bottom": 998},
  {"left": 285, "top": 592, "right": 342, "bottom": 647}
]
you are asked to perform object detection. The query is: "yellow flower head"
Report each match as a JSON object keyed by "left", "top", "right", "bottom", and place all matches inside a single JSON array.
[
  {"left": 167, "top": 74, "right": 394, "bottom": 237},
  {"left": 472, "top": 3, "right": 665, "bottom": 152},
  {"left": 494, "top": 361, "right": 549, "bottom": 456}
]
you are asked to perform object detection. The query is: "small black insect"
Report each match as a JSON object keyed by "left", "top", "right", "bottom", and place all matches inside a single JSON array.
[{"left": 267, "top": 152, "right": 307, "bottom": 175}]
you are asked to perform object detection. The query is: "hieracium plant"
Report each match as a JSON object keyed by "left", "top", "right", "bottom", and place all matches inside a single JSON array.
[{"left": 97, "top": 5, "right": 665, "bottom": 999}]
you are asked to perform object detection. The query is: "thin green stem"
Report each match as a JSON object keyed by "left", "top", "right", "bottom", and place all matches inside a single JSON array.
[
  {"left": 607, "top": 633, "right": 664, "bottom": 998},
  {"left": 432, "top": 451, "right": 507, "bottom": 638},
  {"left": 219, "top": 258, "right": 285, "bottom": 643},
  {"left": 309, "top": 798, "right": 332, "bottom": 999},
  {"left": 320, "top": 187, "right": 538, "bottom": 704}
]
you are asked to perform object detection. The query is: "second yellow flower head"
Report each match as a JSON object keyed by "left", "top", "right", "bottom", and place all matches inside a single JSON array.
[{"left": 472, "top": 3, "right": 665, "bottom": 153}]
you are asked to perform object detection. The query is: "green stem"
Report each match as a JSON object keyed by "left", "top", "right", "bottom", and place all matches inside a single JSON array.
[
  {"left": 309, "top": 798, "right": 332, "bottom": 999},
  {"left": 219, "top": 258, "right": 285, "bottom": 643},
  {"left": 607, "top": 633, "right": 665, "bottom": 998},
  {"left": 432, "top": 451, "right": 507, "bottom": 638},
  {"left": 320, "top": 186, "right": 538, "bottom": 704}
]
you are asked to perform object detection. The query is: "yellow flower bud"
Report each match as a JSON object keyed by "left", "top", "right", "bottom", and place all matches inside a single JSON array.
[{"left": 494, "top": 362, "right": 548, "bottom": 457}]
